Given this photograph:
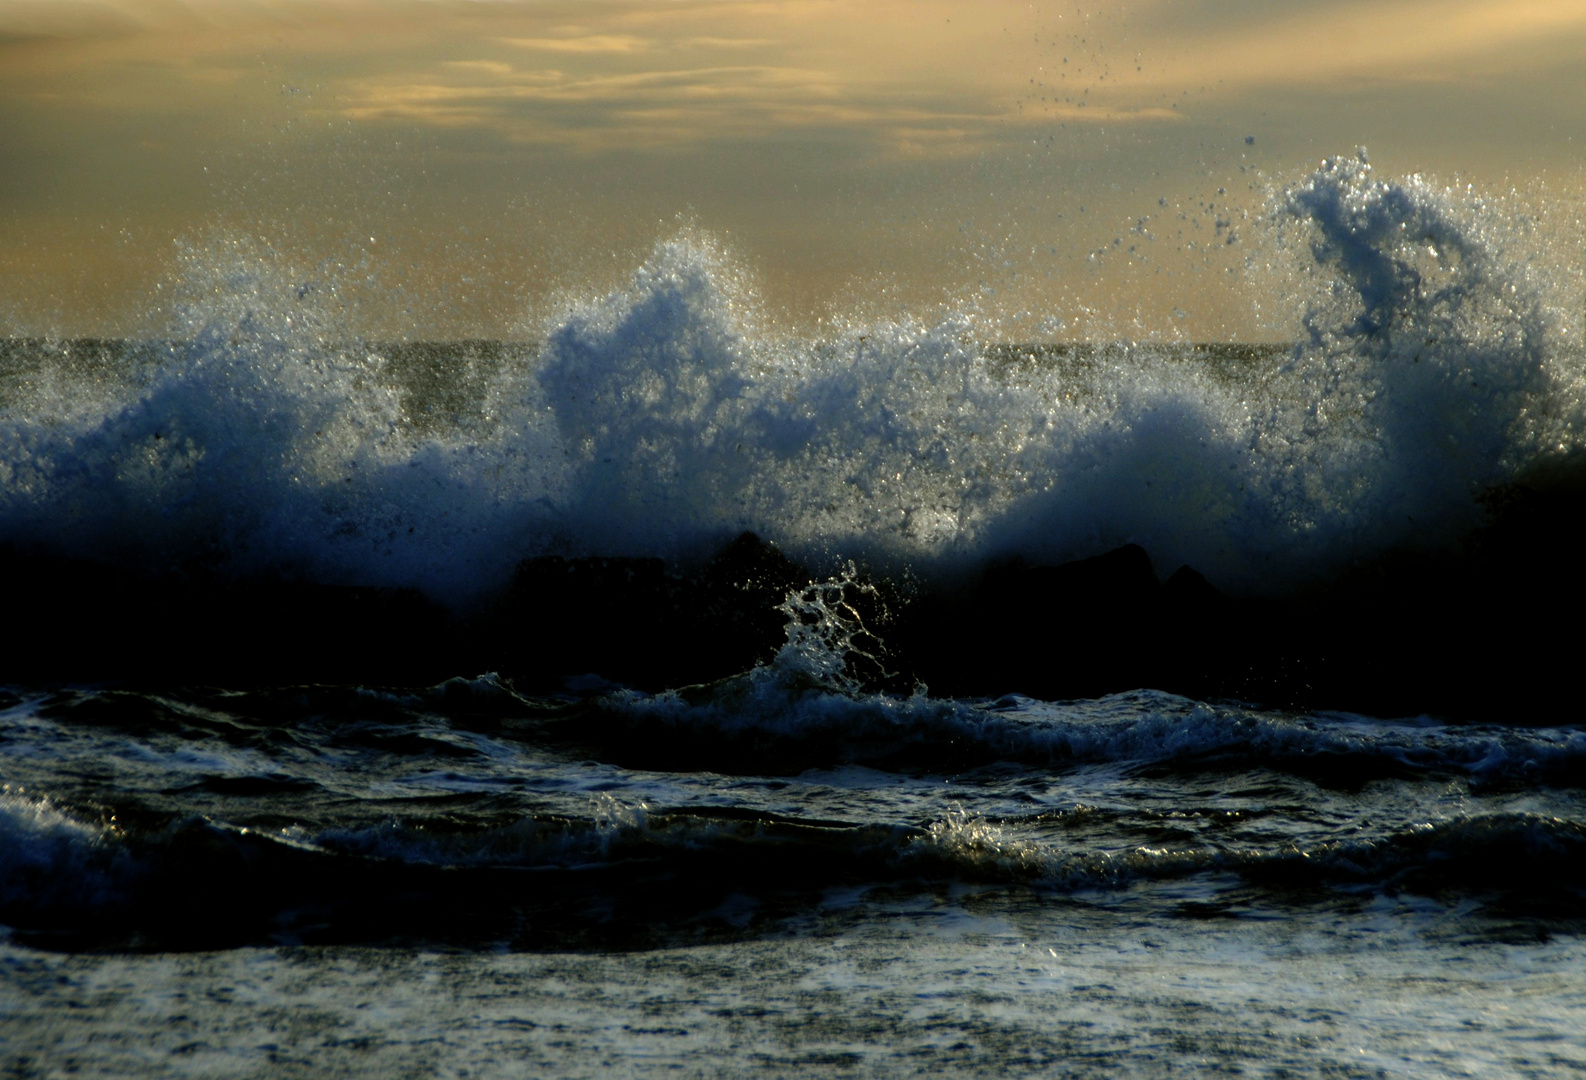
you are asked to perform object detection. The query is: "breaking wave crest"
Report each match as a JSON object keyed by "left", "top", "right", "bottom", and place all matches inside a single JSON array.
[{"left": 1, "top": 159, "right": 1582, "bottom": 601}]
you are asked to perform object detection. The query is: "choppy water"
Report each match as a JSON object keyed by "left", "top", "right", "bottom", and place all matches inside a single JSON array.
[
  {"left": 4, "top": 677, "right": 1586, "bottom": 1075},
  {"left": 5, "top": 155, "right": 1586, "bottom": 1076}
]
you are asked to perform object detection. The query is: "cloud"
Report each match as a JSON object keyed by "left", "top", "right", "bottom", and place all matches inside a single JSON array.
[
  {"left": 341, "top": 64, "right": 941, "bottom": 149},
  {"left": 683, "top": 37, "right": 777, "bottom": 49},
  {"left": 496, "top": 31, "right": 776, "bottom": 55},
  {"left": 443, "top": 60, "right": 515, "bottom": 76},
  {"left": 341, "top": 55, "right": 1179, "bottom": 154},
  {"left": 337, "top": 3, "right": 1187, "bottom": 155},
  {"left": 343, "top": 67, "right": 1176, "bottom": 156},
  {"left": 501, "top": 34, "right": 652, "bottom": 54}
]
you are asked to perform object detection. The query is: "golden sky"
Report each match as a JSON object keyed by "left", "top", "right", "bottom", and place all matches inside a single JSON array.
[{"left": 2, "top": 0, "right": 1584, "bottom": 338}]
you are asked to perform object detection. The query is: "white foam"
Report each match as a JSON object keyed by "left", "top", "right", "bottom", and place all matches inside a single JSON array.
[{"left": 0, "top": 163, "right": 1579, "bottom": 600}]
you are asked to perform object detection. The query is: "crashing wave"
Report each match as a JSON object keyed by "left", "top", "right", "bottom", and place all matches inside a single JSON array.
[{"left": 0, "top": 161, "right": 1579, "bottom": 603}]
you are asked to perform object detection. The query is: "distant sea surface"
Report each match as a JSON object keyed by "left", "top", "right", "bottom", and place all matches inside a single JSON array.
[{"left": 5, "top": 157, "right": 1586, "bottom": 1076}]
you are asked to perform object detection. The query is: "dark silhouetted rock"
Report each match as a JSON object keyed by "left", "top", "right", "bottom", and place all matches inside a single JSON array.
[
  {"left": 6, "top": 478, "right": 1586, "bottom": 722},
  {"left": 488, "top": 532, "right": 810, "bottom": 691}
]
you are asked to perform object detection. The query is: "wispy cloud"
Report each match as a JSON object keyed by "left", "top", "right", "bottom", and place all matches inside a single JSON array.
[
  {"left": 342, "top": 63, "right": 977, "bottom": 150},
  {"left": 443, "top": 59, "right": 515, "bottom": 76},
  {"left": 496, "top": 31, "right": 776, "bottom": 55},
  {"left": 336, "top": 2, "right": 1184, "bottom": 155},
  {"left": 1, "top": 0, "right": 1190, "bottom": 155},
  {"left": 500, "top": 34, "right": 652, "bottom": 54},
  {"left": 683, "top": 37, "right": 777, "bottom": 49}
]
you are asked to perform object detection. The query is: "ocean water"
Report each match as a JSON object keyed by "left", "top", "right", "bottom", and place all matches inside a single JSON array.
[{"left": 4, "top": 155, "right": 1586, "bottom": 1076}]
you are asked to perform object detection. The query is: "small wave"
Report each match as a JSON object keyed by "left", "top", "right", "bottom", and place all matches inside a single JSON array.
[
  {"left": 5, "top": 789, "right": 1583, "bottom": 950},
  {"left": 907, "top": 806, "right": 1586, "bottom": 901},
  {"left": 570, "top": 674, "right": 1586, "bottom": 786}
]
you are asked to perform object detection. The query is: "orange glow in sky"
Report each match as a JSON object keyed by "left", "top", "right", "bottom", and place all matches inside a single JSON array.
[{"left": 3, "top": 0, "right": 1584, "bottom": 338}]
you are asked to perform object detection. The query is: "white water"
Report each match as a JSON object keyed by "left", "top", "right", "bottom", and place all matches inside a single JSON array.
[
  {"left": 7, "top": 895, "right": 1585, "bottom": 1078},
  {"left": 1, "top": 157, "right": 1581, "bottom": 600}
]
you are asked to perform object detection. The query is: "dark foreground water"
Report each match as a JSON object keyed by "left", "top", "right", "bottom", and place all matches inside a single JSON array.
[{"left": 4, "top": 677, "right": 1586, "bottom": 1077}]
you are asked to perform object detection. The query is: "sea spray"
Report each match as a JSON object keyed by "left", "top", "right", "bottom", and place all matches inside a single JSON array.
[{"left": 0, "top": 162, "right": 1580, "bottom": 601}]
